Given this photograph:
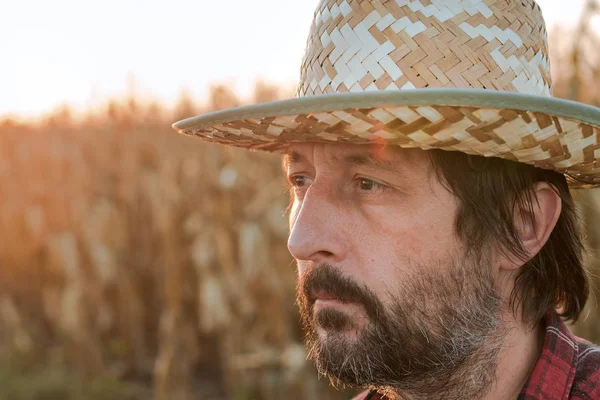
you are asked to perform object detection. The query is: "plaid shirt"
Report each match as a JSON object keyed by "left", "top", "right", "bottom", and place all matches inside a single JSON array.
[{"left": 353, "top": 310, "right": 600, "bottom": 400}]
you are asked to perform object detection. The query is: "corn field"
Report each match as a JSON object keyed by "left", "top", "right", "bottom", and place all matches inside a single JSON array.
[
  {"left": 1, "top": 16, "right": 600, "bottom": 400},
  {"left": 0, "top": 83, "right": 356, "bottom": 400}
]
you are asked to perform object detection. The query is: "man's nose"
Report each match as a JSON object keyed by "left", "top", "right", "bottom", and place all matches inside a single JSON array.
[{"left": 287, "top": 185, "right": 348, "bottom": 264}]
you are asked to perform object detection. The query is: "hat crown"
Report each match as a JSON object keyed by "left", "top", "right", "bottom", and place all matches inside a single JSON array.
[{"left": 297, "top": 0, "right": 551, "bottom": 98}]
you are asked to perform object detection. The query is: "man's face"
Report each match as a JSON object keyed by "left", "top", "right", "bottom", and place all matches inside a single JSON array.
[{"left": 284, "top": 143, "right": 504, "bottom": 396}]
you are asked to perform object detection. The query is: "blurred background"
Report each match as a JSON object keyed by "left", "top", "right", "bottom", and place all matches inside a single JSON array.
[{"left": 1, "top": 0, "right": 600, "bottom": 399}]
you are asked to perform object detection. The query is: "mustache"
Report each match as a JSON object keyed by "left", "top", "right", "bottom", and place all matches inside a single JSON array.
[{"left": 298, "top": 264, "right": 385, "bottom": 320}]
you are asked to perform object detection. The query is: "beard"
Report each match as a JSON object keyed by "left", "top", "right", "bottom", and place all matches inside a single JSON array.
[{"left": 296, "top": 250, "right": 505, "bottom": 400}]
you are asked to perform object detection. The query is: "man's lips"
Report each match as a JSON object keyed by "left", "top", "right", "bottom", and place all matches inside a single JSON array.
[
  {"left": 310, "top": 291, "right": 354, "bottom": 305},
  {"left": 314, "top": 298, "right": 346, "bottom": 307}
]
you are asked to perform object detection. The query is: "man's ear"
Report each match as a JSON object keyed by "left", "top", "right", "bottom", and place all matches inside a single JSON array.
[{"left": 501, "top": 182, "right": 562, "bottom": 271}]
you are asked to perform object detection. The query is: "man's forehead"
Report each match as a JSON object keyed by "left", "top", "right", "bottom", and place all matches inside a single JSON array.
[{"left": 281, "top": 143, "right": 420, "bottom": 171}]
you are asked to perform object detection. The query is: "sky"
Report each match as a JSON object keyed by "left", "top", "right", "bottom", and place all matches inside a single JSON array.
[{"left": 0, "top": 0, "right": 595, "bottom": 117}]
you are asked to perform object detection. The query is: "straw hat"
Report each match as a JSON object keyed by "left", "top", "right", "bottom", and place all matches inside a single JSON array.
[{"left": 173, "top": 0, "right": 600, "bottom": 188}]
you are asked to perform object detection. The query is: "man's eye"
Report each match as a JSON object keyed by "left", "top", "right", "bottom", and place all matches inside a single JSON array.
[
  {"left": 357, "top": 178, "right": 386, "bottom": 192},
  {"left": 290, "top": 175, "right": 310, "bottom": 188}
]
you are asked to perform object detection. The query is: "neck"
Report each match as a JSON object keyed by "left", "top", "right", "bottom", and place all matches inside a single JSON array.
[
  {"left": 481, "top": 315, "right": 545, "bottom": 400},
  {"left": 382, "top": 313, "right": 545, "bottom": 400}
]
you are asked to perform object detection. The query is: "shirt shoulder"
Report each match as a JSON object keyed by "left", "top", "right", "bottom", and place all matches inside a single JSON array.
[{"left": 570, "top": 338, "right": 600, "bottom": 399}]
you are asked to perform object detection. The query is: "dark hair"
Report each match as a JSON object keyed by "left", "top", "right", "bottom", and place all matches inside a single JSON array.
[{"left": 429, "top": 150, "right": 589, "bottom": 327}]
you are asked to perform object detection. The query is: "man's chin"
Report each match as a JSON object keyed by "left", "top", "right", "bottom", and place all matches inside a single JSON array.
[{"left": 310, "top": 334, "right": 374, "bottom": 388}]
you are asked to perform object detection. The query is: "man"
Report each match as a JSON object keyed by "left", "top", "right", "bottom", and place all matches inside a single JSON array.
[{"left": 173, "top": 0, "right": 600, "bottom": 398}]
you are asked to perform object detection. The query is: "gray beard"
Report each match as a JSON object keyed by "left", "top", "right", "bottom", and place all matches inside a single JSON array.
[{"left": 296, "top": 251, "right": 506, "bottom": 400}]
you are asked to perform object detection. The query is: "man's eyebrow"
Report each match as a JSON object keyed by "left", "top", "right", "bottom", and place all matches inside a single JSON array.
[
  {"left": 340, "top": 153, "right": 399, "bottom": 172},
  {"left": 281, "top": 151, "right": 305, "bottom": 172}
]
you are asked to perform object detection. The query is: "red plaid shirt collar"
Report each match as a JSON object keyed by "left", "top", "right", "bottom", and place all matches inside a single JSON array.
[
  {"left": 518, "top": 310, "right": 600, "bottom": 399},
  {"left": 355, "top": 310, "right": 600, "bottom": 400}
]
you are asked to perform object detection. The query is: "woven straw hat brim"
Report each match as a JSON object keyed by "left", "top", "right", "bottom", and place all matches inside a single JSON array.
[{"left": 173, "top": 89, "right": 600, "bottom": 188}]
